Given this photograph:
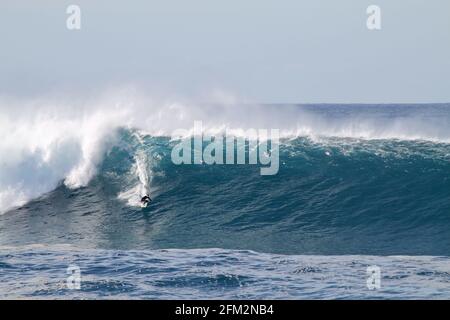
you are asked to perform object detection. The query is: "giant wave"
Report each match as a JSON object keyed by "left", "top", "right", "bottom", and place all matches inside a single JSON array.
[{"left": 0, "top": 92, "right": 449, "bottom": 255}]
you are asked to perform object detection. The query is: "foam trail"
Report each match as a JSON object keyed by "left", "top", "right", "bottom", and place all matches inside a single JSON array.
[
  {"left": 118, "top": 150, "right": 152, "bottom": 207},
  {"left": 136, "top": 152, "right": 151, "bottom": 197}
]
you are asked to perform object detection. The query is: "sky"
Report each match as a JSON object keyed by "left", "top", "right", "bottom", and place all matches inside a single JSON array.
[{"left": 0, "top": 0, "right": 449, "bottom": 103}]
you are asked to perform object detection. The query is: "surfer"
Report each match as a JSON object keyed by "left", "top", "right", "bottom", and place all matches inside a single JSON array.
[{"left": 140, "top": 194, "right": 151, "bottom": 207}]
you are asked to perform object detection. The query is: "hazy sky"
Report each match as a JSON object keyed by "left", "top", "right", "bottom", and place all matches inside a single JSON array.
[{"left": 0, "top": 0, "right": 449, "bottom": 103}]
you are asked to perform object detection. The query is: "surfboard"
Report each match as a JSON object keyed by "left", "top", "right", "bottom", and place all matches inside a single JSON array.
[{"left": 140, "top": 202, "right": 149, "bottom": 208}]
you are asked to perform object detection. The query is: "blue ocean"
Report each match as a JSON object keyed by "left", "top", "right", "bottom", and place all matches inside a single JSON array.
[{"left": 1, "top": 103, "right": 450, "bottom": 299}]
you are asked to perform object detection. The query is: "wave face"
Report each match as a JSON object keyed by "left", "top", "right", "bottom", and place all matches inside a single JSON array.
[{"left": 1, "top": 101, "right": 450, "bottom": 255}]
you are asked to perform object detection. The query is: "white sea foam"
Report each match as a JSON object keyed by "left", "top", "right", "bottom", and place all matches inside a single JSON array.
[
  {"left": 118, "top": 150, "right": 152, "bottom": 207},
  {"left": 1, "top": 88, "right": 449, "bottom": 213}
]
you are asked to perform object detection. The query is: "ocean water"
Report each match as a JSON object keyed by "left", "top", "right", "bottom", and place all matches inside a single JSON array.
[
  {"left": 1, "top": 102, "right": 450, "bottom": 299},
  {"left": 1, "top": 246, "right": 450, "bottom": 299}
]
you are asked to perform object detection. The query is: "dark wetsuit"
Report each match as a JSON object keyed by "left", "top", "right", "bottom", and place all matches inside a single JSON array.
[{"left": 141, "top": 195, "right": 151, "bottom": 203}]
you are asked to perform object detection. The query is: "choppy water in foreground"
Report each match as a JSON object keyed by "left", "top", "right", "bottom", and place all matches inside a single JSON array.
[{"left": 1, "top": 246, "right": 450, "bottom": 299}]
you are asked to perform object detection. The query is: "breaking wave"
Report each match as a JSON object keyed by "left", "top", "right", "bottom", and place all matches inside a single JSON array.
[{"left": 1, "top": 90, "right": 450, "bottom": 216}]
